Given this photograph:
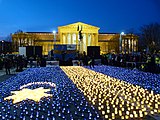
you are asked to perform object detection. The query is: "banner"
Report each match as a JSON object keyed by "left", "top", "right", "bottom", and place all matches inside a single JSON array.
[{"left": 67, "top": 44, "right": 76, "bottom": 50}]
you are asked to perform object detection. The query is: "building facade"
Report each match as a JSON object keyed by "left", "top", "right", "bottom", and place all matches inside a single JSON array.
[{"left": 12, "top": 22, "right": 138, "bottom": 55}]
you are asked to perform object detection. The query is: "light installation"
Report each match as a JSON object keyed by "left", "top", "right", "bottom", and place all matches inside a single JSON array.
[
  {"left": 4, "top": 87, "right": 52, "bottom": 104},
  {"left": 61, "top": 66, "right": 160, "bottom": 119},
  {"left": 1, "top": 67, "right": 101, "bottom": 120},
  {"left": 20, "top": 82, "right": 56, "bottom": 89},
  {"left": 4, "top": 82, "right": 56, "bottom": 104}
]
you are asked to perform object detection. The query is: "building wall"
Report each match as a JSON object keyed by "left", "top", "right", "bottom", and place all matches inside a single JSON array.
[
  {"left": 12, "top": 22, "right": 138, "bottom": 55},
  {"left": 98, "top": 33, "right": 119, "bottom": 54}
]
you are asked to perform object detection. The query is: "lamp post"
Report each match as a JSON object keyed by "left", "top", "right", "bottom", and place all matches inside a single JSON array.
[
  {"left": 2, "top": 40, "right": 4, "bottom": 54},
  {"left": 119, "top": 32, "right": 124, "bottom": 53}
]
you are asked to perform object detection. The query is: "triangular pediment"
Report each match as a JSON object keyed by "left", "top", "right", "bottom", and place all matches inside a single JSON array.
[{"left": 58, "top": 22, "right": 100, "bottom": 30}]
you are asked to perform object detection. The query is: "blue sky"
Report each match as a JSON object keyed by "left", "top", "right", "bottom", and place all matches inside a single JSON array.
[{"left": 0, "top": 0, "right": 160, "bottom": 36}]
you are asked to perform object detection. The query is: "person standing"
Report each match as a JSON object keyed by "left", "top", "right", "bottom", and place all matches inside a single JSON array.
[
  {"left": 4, "top": 57, "right": 12, "bottom": 75},
  {"left": 90, "top": 55, "right": 95, "bottom": 68}
]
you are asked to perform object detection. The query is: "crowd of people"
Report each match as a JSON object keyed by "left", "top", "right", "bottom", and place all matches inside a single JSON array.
[
  {"left": 0, "top": 52, "right": 160, "bottom": 75},
  {"left": 79, "top": 51, "right": 160, "bottom": 73},
  {"left": 0, "top": 54, "right": 47, "bottom": 75},
  {"left": 0, "top": 54, "right": 27, "bottom": 74},
  {"left": 100, "top": 52, "right": 160, "bottom": 73}
]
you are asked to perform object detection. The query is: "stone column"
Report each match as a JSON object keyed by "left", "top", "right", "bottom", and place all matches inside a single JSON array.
[
  {"left": 127, "top": 38, "right": 129, "bottom": 54},
  {"left": 129, "top": 39, "right": 131, "bottom": 53},
  {"left": 136, "top": 39, "right": 138, "bottom": 52},
  {"left": 76, "top": 33, "right": 79, "bottom": 50},
  {"left": 61, "top": 33, "right": 63, "bottom": 44},
  {"left": 86, "top": 33, "right": 88, "bottom": 49},
  {"left": 123, "top": 39, "right": 125, "bottom": 53},
  {"left": 71, "top": 33, "right": 73, "bottom": 44},
  {"left": 65, "top": 33, "right": 68, "bottom": 44},
  {"left": 95, "top": 33, "right": 98, "bottom": 46},
  {"left": 130, "top": 38, "right": 132, "bottom": 53},
  {"left": 134, "top": 39, "right": 137, "bottom": 52},
  {"left": 83, "top": 34, "right": 87, "bottom": 53},
  {"left": 128, "top": 39, "right": 129, "bottom": 53},
  {"left": 132, "top": 39, "right": 134, "bottom": 53},
  {"left": 122, "top": 39, "right": 124, "bottom": 52},
  {"left": 91, "top": 33, "right": 94, "bottom": 46}
]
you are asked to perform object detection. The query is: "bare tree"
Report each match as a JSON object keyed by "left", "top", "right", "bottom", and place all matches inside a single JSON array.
[
  {"left": 140, "top": 23, "right": 160, "bottom": 53},
  {"left": 13, "top": 30, "right": 27, "bottom": 47},
  {"left": 12, "top": 30, "right": 40, "bottom": 52}
]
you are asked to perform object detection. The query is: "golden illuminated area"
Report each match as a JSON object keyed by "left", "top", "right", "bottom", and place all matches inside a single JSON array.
[
  {"left": 4, "top": 87, "right": 52, "bottom": 104},
  {"left": 12, "top": 22, "right": 138, "bottom": 55},
  {"left": 61, "top": 66, "right": 160, "bottom": 119}
]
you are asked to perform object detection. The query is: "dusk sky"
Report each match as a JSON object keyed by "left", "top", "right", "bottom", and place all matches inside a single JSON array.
[{"left": 0, "top": 0, "right": 160, "bottom": 37}]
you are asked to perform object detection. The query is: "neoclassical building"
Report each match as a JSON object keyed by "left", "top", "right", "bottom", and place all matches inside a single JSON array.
[{"left": 12, "top": 22, "right": 138, "bottom": 55}]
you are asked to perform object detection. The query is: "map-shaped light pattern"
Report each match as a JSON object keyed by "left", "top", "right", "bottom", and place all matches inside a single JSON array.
[{"left": 4, "top": 87, "right": 52, "bottom": 103}]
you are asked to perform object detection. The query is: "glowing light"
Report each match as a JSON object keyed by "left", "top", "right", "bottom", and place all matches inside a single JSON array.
[
  {"left": 4, "top": 87, "right": 52, "bottom": 103},
  {"left": 61, "top": 66, "right": 160, "bottom": 120},
  {"left": 52, "top": 30, "right": 56, "bottom": 34},
  {"left": 20, "top": 82, "right": 56, "bottom": 89},
  {"left": 121, "top": 32, "right": 125, "bottom": 35}
]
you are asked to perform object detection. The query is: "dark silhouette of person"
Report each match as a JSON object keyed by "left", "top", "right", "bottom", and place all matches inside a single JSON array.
[
  {"left": 0, "top": 57, "right": 3, "bottom": 70},
  {"left": 83, "top": 52, "right": 88, "bottom": 66},
  {"left": 36, "top": 55, "right": 41, "bottom": 67},
  {"left": 150, "top": 55, "right": 156, "bottom": 73},
  {"left": 4, "top": 57, "right": 12, "bottom": 75},
  {"left": 40, "top": 57, "right": 46, "bottom": 67},
  {"left": 90, "top": 55, "right": 95, "bottom": 68}
]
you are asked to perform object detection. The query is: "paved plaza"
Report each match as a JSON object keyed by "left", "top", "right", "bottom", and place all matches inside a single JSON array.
[{"left": 0, "top": 66, "right": 160, "bottom": 120}]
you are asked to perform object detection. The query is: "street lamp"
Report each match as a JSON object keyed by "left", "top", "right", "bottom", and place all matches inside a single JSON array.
[
  {"left": 53, "top": 30, "right": 56, "bottom": 44},
  {"left": 2, "top": 40, "right": 4, "bottom": 53},
  {"left": 119, "top": 32, "right": 124, "bottom": 53}
]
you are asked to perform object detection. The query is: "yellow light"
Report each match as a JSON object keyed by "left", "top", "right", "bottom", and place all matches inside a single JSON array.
[
  {"left": 101, "top": 105, "right": 104, "bottom": 109},
  {"left": 126, "top": 111, "right": 129, "bottom": 115},
  {"left": 102, "top": 111, "right": 105, "bottom": 115},
  {"left": 107, "top": 109, "right": 110, "bottom": 113},
  {"left": 134, "top": 114, "right": 138, "bottom": 117},
  {"left": 139, "top": 113, "right": 143, "bottom": 117},
  {"left": 105, "top": 115, "right": 108, "bottom": 119},
  {"left": 151, "top": 111, "right": 154, "bottom": 114},
  {"left": 154, "top": 109, "right": 158, "bottom": 113},
  {"left": 125, "top": 115, "right": 129, "bottom": 119},
  {"left": 155, "top": 103, "right": 158, "bottom": 109},
  {"left": 60, "top": 66, "right": 160, "bottom": 120},
  {"left": 144, "top": 112, "right": 148, "bottom": 115},
  {"left": 121, "top": 116, "right": 125, "bottom": 119},
  {"left": 130, "top": 114, "right": 133, "bottom": 118}
]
